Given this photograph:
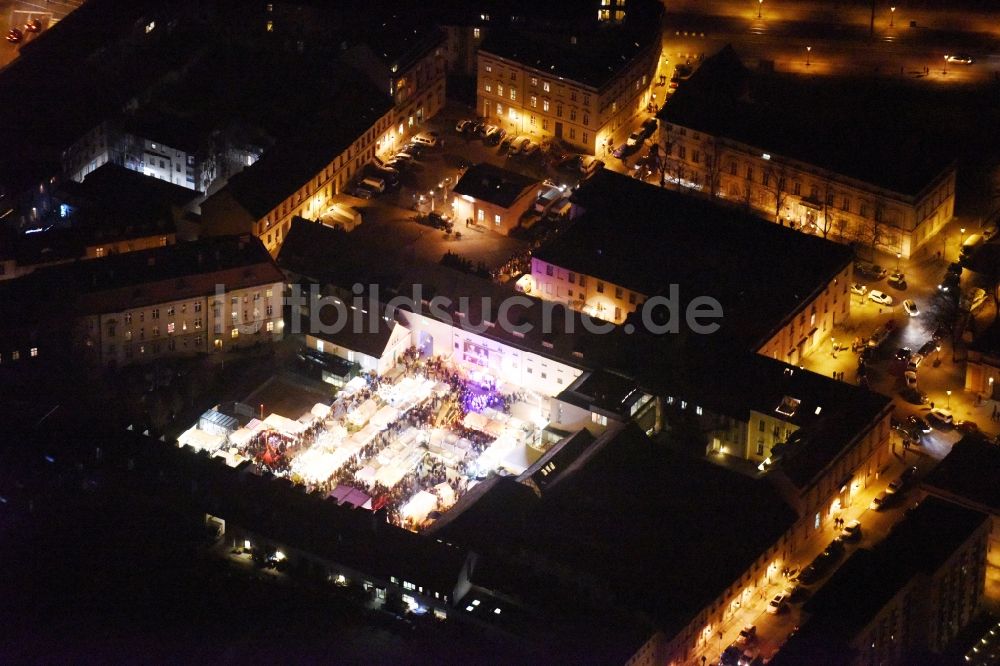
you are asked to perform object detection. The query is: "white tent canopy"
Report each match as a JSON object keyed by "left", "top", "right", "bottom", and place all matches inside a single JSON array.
[
  {"left": 178, "top": 427, "right": 226, "bottom": 453},
  {"left": 263, "top": 413, "right": 308, "bottom": 437}
]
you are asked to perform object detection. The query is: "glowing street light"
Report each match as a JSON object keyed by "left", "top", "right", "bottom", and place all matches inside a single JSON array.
[
  {"left": 890, "top": 6, "right": 896, "bottom": 28},
  {"left": 960, "top": 227, "right": 967, "bottom": 246},
  {"left": 757, "top": 0, "right": 763, "bottom": 20},
  {"left": 896, "top": 252, "right": 901, "bottom": 270},
  {"left": 946, "top": 390, "right": 952, "bottom": 410},
  {"left": 806, "top": 46, "right": 812, "bottom": 67},
  {"left": 943, "top": 54, "right": 948, "bottom": 75}
]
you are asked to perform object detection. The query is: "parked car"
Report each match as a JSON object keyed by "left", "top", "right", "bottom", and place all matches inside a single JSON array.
[
  {"left": 870, "top": 491, "right": 888, "bottom": 511},
  {"left": 851, "top": 283, "right": 868, "bottom": 296},
  {"left": 508, "top": 135, "right": 530, "bottom": 156},
  {"left": 919, "top": 340, "right": 939, "bottom": 357},
  {"left": 904, "top": 370, "right": 917, "bottom": 388},
  {"left": 888, "top": 271, "right": 907, "bottom": 289},
  {"left": 928, "top": 409, "right": 954, "bottom": 427},
  {"left": 411, "top": 131, "right": 439, "bottom": 147},
  {"left": 900, "top": 386, "right": 929, "bottom": 406},
  {"left": 521, "top": 141, "right": 540, "bottom": 157},
  {"left": 639, "top": 117, "right": 658, "bottom": 139},
  {"left": 955, "top": 420, "right": 980, "bottom": 434},
  {"left": 962, "top": 287, "right": 987, "bottom": 312},
  {"left": 455, "top": 119, "right": 475, "bottom": 133},
  {"left": 767, "top": 592, "right": 789, "bottom": 614},
  {"left": 868, "top": 290, "right": 893, "bottom": 306},
  {"left": 401, "top": 141, "right": 426, "bottom": 157},
  {"left": 945, "top": 53, "right": 974, "bottom": 64},
  {"left": 558, "top": 154, "right": 583, "bottom": 171},
  {"left": 484, "top": 125, "right": 506, "bottom": 145},
  {"left": 737, "top": 625, "right": 757, "bottom": 646},
  {"left": 612, "top": 143, "right": 630, "bottom": 158},
  {"left": 24, "top": 18, "right": 42, "bottom": 32},
  {"left": 894, "top": 347, "right": 912, "bottom": 362},
  {"left": 347, "top": 186, "right": 374, "bottom": 199},
  {"left": 840, "top": 519, "right": 862, "bottom": 541},
  {"left": 579, "top": 156, "right": 604, "bottom": 175},
  {"left": 626, "top": 130, "right": 644, "bottom": 147},
  {"left": 907, "top": 353, "right": 924, "bottom": 369},
  {"left": 6, "top": 27, "right": 23, "bottom": 43},
  {"left": 947, "top": 262, "right": 963, "bottom": 276},
  {"left": 939, "top": 272, "right": 960, "bottom": 293},
  {"left": 392, "top": 151, "right": 415, "bottom": 165},
  {"left": 423, "top": 211, "right": 453, "bottom": 231},
  {"left": 902, "top": 299, "right": 919, "bottom": 316},
  {"left": 907, "top": 414, "right": 932, "bottom": 433},
  {"left": 855, "top": 262, "right": 887, "bottom": 280}
]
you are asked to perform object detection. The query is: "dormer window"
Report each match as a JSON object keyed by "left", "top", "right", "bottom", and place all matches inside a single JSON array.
[{"left": 775, "top": 396, "right": 801, "bottom": 418}]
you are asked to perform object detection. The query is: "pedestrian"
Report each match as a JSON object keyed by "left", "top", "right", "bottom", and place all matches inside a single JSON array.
[{"left": 930, "top": 401, "right": 935, "bottom": 409}]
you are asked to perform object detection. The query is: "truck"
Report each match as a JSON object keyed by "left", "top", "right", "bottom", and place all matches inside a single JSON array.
[{"left": 320, "top": 203, "right": 362, "bottom": 231}]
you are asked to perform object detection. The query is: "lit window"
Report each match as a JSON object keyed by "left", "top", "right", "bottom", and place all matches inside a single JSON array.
[
  {"left": 167, "top": 322, "right": 175, "bottom": 334},
  {"left": 231, "top": 328, "right": 239, "bottom": 339},
  {"left": 266, "top": 20, "right": 273, "bottom": 32},
  {"left": 494, "top": 214, "right": 501, "bottom": 226},
  {"left": 485, "top": 64, "right": 492, "bottom": 73},
  {"left": 543, "top": 99, "right": 550, "bottom": 112},
  {"left": 543, "top": 81, "right": 550, "bottom": 92},
  {"left": 473, "top": 28, "right": 480, "bottom": 39},
  {"left": 266, "top": 321, "right": 274, "bottom": 332},
  {"left": 530, "top": 95, "right": 537, "bottom": 108},
  {"left": 30, "top": 347, "right": 38, "bottom": 358}
]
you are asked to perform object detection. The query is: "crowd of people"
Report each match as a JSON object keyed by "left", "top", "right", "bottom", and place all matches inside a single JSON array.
[{"left": 235, "top": 352, "right": 525, "bottom": 531}]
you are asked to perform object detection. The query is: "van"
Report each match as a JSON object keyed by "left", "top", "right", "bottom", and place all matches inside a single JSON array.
[
  {"left": 360, "top": 177, "right": 385, "bottom": 193},
  {"left": 960, "top": 234, "right": 983, "bottom": 261}
]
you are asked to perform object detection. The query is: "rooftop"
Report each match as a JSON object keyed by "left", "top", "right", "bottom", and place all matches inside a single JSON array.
[
  {"left": 212, "top": 77, "right": 392, "bottom": 221},
  {"left": 923, "top": 435, "right": 1000, "bottom": 513},
  {"left": 435, "top": 423, "right": 797, "bottom": 638},
  {"left": 536, "top": 169, "right": 855, "bottom": 351},
  {"left": 658, "top": 46, "right": 955, "bottom": 196},
  {"left": 2, "top": 235, "right": 283, "bottom": 317},
  {"left": 478, "top": 0, "right": 663, "bottom": 90},
  {"left": 453, "top": 163, "right": 540, "bottom": 209},
  {"left": 776, "top": 497, "right": 988, "bottom": 662}
]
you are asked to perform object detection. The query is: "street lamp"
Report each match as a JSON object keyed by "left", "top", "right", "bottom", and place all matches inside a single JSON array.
[
  {"left": 943, "top": 55, "right": 948, "bottom": 75},
  {"left": 960, "top": 227, "right": 966, "bottom": 246},
  {"left": 890, "top": 6, "right": 896, "bottom": 27},
  {"left": 896, "top": 252, "right": 901, "bottom": 270},
  {"left": 806, "top": 46, "right": 812, "bottom": 67},
  {"left": 946, "top": 390, "right": 952, "bottom": 410},
  {"left": 757, "top": 0, "right": 763, "bottom": 20}
]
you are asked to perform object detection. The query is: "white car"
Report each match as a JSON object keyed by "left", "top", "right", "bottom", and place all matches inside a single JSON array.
[
  {"left": 766, "top": 592, "right": 788, "bottom": 614},
  {"left": 904, "top": 370, "right": 917, "bottom": 388},
  {"left": 945, "top": 54, "right": 974, "bottom": 64},
  {"left": 851, "top": 283, "right": 868, "bottom": 296},
  {"left": 868, "top": 290, "right": 893, "bottom": 306},
  {"left": 870, "top": 491, "right": 888, "bottom": 511},
  {"left": 928, "top": 409, "right": 954, "bottom": 426},
  {"left": 411, "top": 131, "right": 438, "bottom": 147},
  {"left": 626, "top": 130, "right": 644, "bottom": 147},
  {"left": 903, "top": 299, "right": 918, "bottom": 316},
  {"left": 840, "top": 519, "right": 862, "bottom": 541}
]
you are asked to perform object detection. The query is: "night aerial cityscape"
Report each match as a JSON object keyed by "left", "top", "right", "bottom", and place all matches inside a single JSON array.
[{"left": 4, "top": 0, "right": 1000, "bottom": 664}]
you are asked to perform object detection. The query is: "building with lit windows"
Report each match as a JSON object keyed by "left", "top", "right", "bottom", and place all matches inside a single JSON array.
[
  {"left": 0, "top": 236, "right": 284, "bottom": 370},
  {"left": 452, "top": 163, "right": 540, "bottom": 235},
  {"left": 200, "top": 81, "right": 394, "bottom": 255},
  {"left": 475, "top": 0, "right": 662, "bottom": 154},
  {"left": 526, "top": 170, "right": 855, "bottom": 366},
  {"left": 658, "top": 47, "right": 956, "bottom": 258},
  {"left": 341, "top": 22, "right": 447, "bottom": 156},
  {"left": 772, "top": 498, "right": 990, "bottom": 666}
]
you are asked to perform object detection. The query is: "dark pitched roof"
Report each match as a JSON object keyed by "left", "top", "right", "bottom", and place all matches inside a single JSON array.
[
  {"left": 5, "top": 235, "right": 284, "bottom": 317},
  {"left": 536, "top": 170, "right": 854, "bottom": 350},
  {"left": 305, "top": 304, "right": 400, "bottom": 360},
  {"left": 453, "top": 163, "right": 539, "bottom": 209},
  {"left": 208, "top": 76, "right": 392, "bottom": 221},
  {"left": 436, "top": 423, "right": 797, "bottom": 637},
  {"left": 923, "top": 436, "right": 1000, "bottom": 512},
  {"left": 777, "top": 498, "right": 989, "bottom": 661},
  {"left": 478, "top": 0, "right": 663, "bottom": 90},
  {"left": 658, "top": 45, "right": 954, "bottom": 196}
]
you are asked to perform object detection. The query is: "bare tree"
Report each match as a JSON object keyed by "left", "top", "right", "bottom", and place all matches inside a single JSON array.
[
  {"left": 704, "top": 137, "right": 723, "bottom": 200},
  {"left": 817, "top": 183, "right": 836, "bottom": 239},
  {"left": 763, "top": 162, "right": 789, "bottom": 224}
]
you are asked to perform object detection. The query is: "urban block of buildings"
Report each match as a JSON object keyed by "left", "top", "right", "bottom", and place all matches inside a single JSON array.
[{"left": 657, "top": 46, "right": 956, "bottom": 258}]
